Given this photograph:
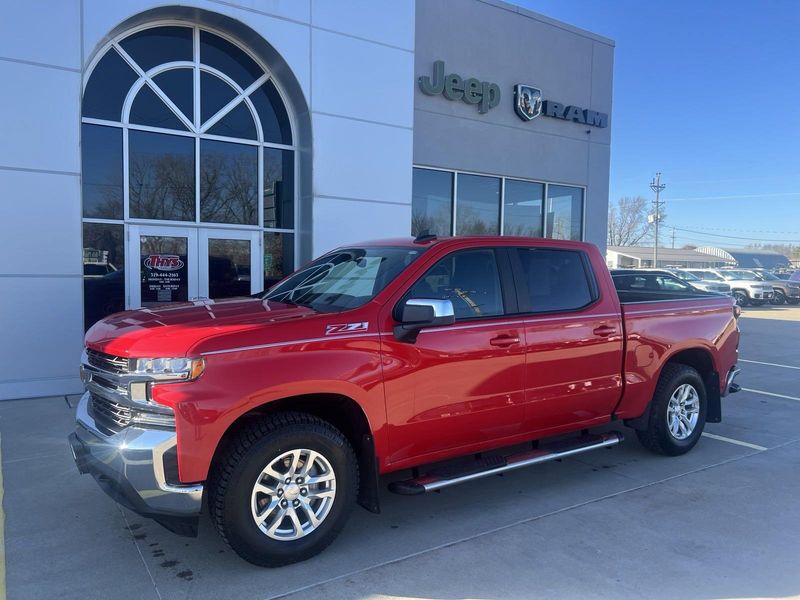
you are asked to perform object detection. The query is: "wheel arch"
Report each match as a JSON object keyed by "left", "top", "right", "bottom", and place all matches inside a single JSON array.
[
  {"left": 625, "top": 345, "right": 722, "bottom": 429},
  {"left": 210, "top": 393, "right": 381, "bottom": 514}
]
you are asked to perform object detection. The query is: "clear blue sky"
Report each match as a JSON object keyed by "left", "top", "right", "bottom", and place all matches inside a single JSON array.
[{"left": 520, "top": 0, "right": 800, "bottom": 248}]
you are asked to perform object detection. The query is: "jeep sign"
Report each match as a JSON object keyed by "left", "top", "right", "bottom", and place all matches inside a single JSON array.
[{"left": 418, "top": 60, "right": 501, "bottom": 114}]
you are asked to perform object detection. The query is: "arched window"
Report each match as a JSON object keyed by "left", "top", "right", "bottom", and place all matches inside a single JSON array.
[{"left": 81, "top": 24, "right": 296, "bottom": 328}]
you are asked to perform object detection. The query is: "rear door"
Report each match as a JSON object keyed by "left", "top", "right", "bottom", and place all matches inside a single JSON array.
[
  {"left": 512, "top": 246, "right": 624, "bottom": 435},
  {"left": 380, "top": 246, "right": 526, "bottom": 465}
]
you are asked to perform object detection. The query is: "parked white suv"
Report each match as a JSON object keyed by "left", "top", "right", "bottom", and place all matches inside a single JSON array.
[
  {"left": 686, "top": 269, "right": 773, "bottom": 307},
  {"left": 658, "top": 268, "right": 732, "bottom": 295}
]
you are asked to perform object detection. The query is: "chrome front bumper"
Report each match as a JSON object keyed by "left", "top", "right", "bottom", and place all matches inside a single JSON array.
[{"left": 69, "top": 392, "right": 203, "bottom": 530}]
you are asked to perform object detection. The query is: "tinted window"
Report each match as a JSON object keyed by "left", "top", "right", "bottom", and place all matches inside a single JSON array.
[
  {"left": 129, "top": 130, "right": 195, "bottom": 221},
  {"left": 82, "top": 124, "right": 123, "bottom": 219},
  {"left": 200, "top": 71, "right": 237, "bottom": 124},
  {"left": 129, "top": 83, "right": 187, "bottom": 130},
  {"left": 83, "top": 223, "right": 125, "bottom": 330},
  {"left": 504, "top": 179, "right": 543, "bottom": 237},
  {"left": 546, "top": 185, "right": 583, "bottom": 241},
  {"left": 200, "top": 140, "right": 258, "bottom": 224},
  {"left": 408, "top": 249, "right": 504, "bottom": 320},
  {"left": 206, "top": 100, "right": 257, "bottom": 140},
  {"left": 456, "top": 174, "right": 500, "bottom": 235},
  {"left": 412, "top": 168, "right": 452, "bottom": 237},
  {"left": 517, "top": 248, "right": 594, "bottom": 312},
  {"left": 264, "top": 232, "right": 294, "bottom": 290},
  {"left": 152, "top": 68, "right": 193, "bottom": 123},
  {"left": 82, "top": 48, "right": 138, "bottom": 121},
  {"left": 200, "top": 30, "right": 263, "bottom": 89},
  {"left": 249, "top": 80, "right": 292, "bottom": 144},
  {"left": 119, "top": 26, "right": 193, "bottom": 72},
  {"left": 264, "top": 149, "right": 294, "bottom": 229}
]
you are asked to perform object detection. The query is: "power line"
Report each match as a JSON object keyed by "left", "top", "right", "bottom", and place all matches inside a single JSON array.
[
  {"left": 672, "top": 224, "right": 800, "bottom": 235},
  {"left": 670, "top": 226, "right": 800, "bottom": 243}
]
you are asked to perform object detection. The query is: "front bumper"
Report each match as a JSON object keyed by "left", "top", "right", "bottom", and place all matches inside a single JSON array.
[{"left": 69, "top": 392, "right": 203, "bottom": 535}]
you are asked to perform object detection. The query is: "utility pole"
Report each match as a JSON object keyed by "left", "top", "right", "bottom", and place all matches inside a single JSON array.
[
  {"left": 671, "top": 226, "right": 676, "bottom": 249},
  {"left": 649, "top": 173, "right": 666, "bottom": 266}
]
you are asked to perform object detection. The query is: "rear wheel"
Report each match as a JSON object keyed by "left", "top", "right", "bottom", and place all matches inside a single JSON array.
[
  {"left": 635, "top": 363, "right": 706, "bottom": 456},
  {"left": 732, "top": 291, "right": 749, "bottom": 307},
  {"left": 771, "top": 290, "right": 787, "bottom": 305},
  {"left": 209, "top": 412, "right": 358, "bottom": 567}
]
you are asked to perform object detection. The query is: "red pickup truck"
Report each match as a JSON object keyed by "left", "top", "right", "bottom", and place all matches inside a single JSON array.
[{"left": 70, "top": 236, "right": 741, "bottom": 566}]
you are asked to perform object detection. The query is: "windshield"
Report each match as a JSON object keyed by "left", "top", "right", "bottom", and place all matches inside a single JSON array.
[
  {"left": 263, "top": 246, "right": 425, "bottom": 312},
  {"left": 721, "top": 270, "right": 758, "bottom": 280},
  {"left": 674, "top": 269, "right": 700, "bottom": 281},
  {"left": 692, "top": 271, "right": 724, "bottom": 282}
]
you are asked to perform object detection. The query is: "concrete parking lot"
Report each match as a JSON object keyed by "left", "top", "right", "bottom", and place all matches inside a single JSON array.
[{"left": 2, "top": 306, "right": 799, "bottom": 600}]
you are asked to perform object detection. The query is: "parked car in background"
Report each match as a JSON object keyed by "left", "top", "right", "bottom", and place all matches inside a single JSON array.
[
  {"left": 787, "top": 270, "right": 800, "bottom": 283},
  {"left": 685, "top": 269, "right": 773, "bottom": 307},
  {"left": 726, "top": 268, "right": 800, "bottom": 305},
  {"left": 657, "top": 268, "right": 731, "bottom": 295},
  {"left": 610, "top": 269, "right": 712, "bottom": 295}
]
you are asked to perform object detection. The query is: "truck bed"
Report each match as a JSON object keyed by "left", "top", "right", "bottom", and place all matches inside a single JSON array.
[{"left": 616, "top": 289, "right": 723, "bottom": 304}]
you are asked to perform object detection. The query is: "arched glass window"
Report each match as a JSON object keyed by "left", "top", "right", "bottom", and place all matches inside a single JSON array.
[{"left": 81, "top": 24, "right": 296, "bottom": 328}]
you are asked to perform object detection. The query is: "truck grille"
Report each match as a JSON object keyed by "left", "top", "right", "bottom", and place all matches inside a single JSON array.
[
  {"left": 86, "top": 349, "right": 130, "bottom": 375},
  {"left": 89, "top": 393, "right": 132, "bottom": 431}
]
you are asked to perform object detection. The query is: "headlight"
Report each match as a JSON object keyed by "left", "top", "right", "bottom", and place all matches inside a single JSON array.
[{"left": 130, "top": 357, "right": 205, "bottom": 381}]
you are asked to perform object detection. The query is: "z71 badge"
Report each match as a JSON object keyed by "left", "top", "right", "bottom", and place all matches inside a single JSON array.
[{"left": 325, "top": 322, "right": 369, "bottom": 335}]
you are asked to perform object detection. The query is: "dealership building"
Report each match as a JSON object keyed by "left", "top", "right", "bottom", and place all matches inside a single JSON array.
[{"left": 0, "top": 0, "right": 614, "bottom": 400}]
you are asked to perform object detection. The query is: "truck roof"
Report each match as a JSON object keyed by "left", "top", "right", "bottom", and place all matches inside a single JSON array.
[{"left": 342, "top": 236, "right": 598, "bottom": 252}]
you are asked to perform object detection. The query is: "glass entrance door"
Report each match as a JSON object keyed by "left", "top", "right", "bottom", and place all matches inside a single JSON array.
[
  {"left": 129, "top": 225, "right": 198, "bottom": 308},
  {"left": 199, "top": 230, "right": 261, "bottom": 300},
  {"left": 127, "top": 225, "right": 261, "bottom": 309}
]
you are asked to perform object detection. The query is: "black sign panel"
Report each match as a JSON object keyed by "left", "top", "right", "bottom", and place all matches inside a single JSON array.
[{"left": 141, "top": 253, "right": 188, "bottom": 304}]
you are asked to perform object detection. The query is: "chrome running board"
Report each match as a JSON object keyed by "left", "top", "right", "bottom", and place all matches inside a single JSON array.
[{"left": 388, "top": 431, "right": 624, "bottom": 495}]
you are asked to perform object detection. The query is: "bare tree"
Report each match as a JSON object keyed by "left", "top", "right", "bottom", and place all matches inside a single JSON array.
[{"left": 607, "top": 196, "right": 656, "bottom": 246}]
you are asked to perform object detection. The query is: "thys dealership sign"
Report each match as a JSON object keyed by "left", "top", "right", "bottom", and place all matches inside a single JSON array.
[{"left": 418, "top": 61, "right": 608, "bottom": 128}]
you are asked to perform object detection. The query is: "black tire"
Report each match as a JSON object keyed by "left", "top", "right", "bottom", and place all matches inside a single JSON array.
[
  {"left": 771, "top": 290, "right": 787, "bottom": 305},
  {"left": 209, "top": 412, "right": 358, "bottom": 567},
  {"left": 732, "top": 291, "right": 749, "bottom": 307},
  {"left": 635, "top": 363, "right": 707, "bottom": 456}
]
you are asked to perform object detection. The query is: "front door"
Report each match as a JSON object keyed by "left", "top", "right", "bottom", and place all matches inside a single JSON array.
[
  {"left": 128, "top": 225, "right": 261, "bottom": 309},
  {"left": 380, "top": 247, "right": 526, "bottom": 466}
]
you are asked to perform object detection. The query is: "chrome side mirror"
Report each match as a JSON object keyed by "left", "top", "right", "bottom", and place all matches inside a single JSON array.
[{"left": 394, "top": 298, "right": 455, "bottom": 343}]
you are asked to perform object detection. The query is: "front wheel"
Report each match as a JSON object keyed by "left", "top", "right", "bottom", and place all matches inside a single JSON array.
[
  {"left": 732, "top": 291, "right": 749, "bottom": 307},
  {"left": 209, "top": 413, "right": 358, "bottom": 567},
  {"left": 635, "top": 363, "right": 706, "bottom": 456},
  {"left": 771, "top": 290, "right": 787, "bottom": 305}
]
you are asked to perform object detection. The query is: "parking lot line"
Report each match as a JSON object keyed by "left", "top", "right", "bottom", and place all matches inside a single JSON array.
[
  {"left": 742, "top": 388, "right": 800, "bottom": 403},
  {"left": 702, "top": 432, "right": 767, "bottom": 451},
  {"left": 740, "top": 359, "right": 800, "bottom": 370}
]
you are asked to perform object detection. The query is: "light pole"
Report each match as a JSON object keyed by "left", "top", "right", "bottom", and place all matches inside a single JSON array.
[{"left": 650, "top": 173, "right": 666, "bottom": 266}]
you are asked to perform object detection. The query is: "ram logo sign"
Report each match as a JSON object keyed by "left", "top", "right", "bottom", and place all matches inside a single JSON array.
[
  {"left": 514, "top": 84, "right": 543, "bottom": 121},
  {"left": 144, "top": 254, "right": 185, "bottom": 272}
]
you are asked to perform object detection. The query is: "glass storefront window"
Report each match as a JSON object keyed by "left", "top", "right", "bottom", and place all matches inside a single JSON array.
[
  {"left": 456, "top": 174, "right": 500, "bottom": 235},
  {"left": 546, "top": 185, "right": 584, "bottom": 241},
  {"left": 412, "top": 168, "right": 452, "bottom": 237},
  {"left": 503, "top": 179, "right": 543, "bottom": 237},
  {"left": 200, "top": 140, "right": 258, "bottom": 225},
  {"left": 264, "top": 149, "right": 294, "bottom": 229},
  {"left": 264, "top": 232, "right": 294, "bottom": 290},
  {"left": 129, "top": 130, "right": 195, "bottom": 221},
  {"left": 83, "top": 223, "right": 125, "bottom": 330},
  {"left": 82, "top": 24, "right": 299, "bottom": 329},
  {"left": 82, "top": 124, "right": 123, "bottom": 219}
]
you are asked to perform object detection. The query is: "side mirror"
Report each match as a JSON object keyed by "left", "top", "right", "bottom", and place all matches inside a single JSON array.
[{"left": 393, "top": 298, "right": 455, "bottom": 343}]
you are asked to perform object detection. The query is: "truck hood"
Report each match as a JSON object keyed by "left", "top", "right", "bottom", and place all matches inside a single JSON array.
[{"left": 85, "top": 297, "right": 318, "bottom": 357}]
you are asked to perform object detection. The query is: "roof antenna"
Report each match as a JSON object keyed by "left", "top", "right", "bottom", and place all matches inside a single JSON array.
[{"left": 414, "top": 229, "right": 437, "bottom": 243}]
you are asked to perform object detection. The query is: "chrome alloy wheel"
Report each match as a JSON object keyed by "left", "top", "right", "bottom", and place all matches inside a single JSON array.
[
  {"left": 667, "top": 384, "right": 700, "bottom": 440},
  {"left": 251, "top": 449, "right": 336, "bottom": 541}
]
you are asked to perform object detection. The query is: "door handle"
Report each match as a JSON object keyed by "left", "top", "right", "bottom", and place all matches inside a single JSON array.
[
  {"left": 490, "top": 335, "right": 521, "bottom": 347},
  {"left": 593, "top": 325, "right": 617, "bottom": 337}
]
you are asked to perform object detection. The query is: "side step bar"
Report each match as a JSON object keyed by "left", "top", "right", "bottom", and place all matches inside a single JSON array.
[{"left": 388, "top": 431, "right": 624, "bottom": 495}]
